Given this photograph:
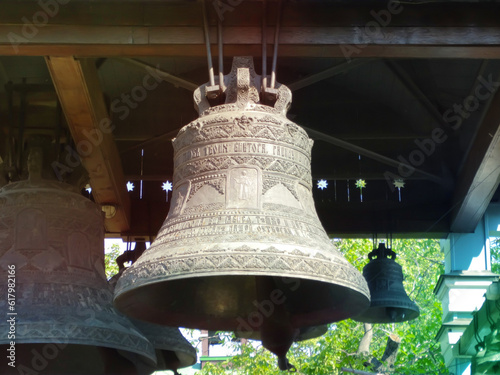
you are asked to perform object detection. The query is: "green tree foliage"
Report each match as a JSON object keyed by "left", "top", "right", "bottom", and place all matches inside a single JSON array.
[
  {"left": 104, "top": 242, "right": 121, "bottom": 279},
  {"left": 491, "top": 237, "right": 500, "bottom": 274},
  {"left": 198, "top": 239, "right": 448, "bottom": 375}
]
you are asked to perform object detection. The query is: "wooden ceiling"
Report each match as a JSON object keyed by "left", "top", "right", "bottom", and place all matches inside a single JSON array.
[{"left": 1, "top": 0, "right": 500, "bottom": 239}]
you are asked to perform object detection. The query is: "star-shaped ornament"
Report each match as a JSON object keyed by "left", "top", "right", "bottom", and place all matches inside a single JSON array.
[
  {"left": 394, "top": 179, "right": 405, "bottom": 189},
  {"left": 393, "top": 179, "right": 405, "bottom": 202},
  {"left": 317, "top": 180, "right": 328, "bottom": 190},
  {"left": 355, "top": 179, "right": 366, "bottom": 189},
  {"left": 162, "top": 181, "right": 173, "bottom": 202},
  {"left": 162, "top": 181, "right": 173, "bottom": 192}
]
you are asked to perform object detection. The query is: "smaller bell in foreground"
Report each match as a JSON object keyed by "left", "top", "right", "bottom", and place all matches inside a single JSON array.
[
  {"left": 354, "top": 243, "right": 419, "bottom": 323},
  {"left": 0, "top": 144, "right": 156, "bottom": 374}
]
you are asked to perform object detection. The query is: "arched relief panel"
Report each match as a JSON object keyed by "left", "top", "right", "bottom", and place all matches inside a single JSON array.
[
  {"left": 67, "top": 232, "right": 92, "bottom": 271},
  {"left": 16, "top": 208, "right": 47, "bottom": 250}
]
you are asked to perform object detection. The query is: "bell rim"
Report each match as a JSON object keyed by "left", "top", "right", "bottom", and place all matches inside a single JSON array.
[
  {"left": 353, "top": 304, "right": 420, "bottom": 323},
  {"left": 0, "top": 317, "right": 157, "bottom": 365},
  {"left": 114, "top": 271, "right": 370, "bottom": 332}
]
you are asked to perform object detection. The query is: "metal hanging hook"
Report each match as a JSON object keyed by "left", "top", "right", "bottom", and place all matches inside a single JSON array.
[
  {"left": 201, "top": 0, "right": 215, "bottom": 87},
  {"left": 202, "top": 0, "right": 225, "bottom": 100},
  {"left": 261, "top": 0, "right": 285, "bottom": 103}
]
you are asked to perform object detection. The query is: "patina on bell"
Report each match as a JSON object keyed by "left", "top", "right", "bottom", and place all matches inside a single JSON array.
[
  {"left": 110, "top": 260, "right": 197, "bottom": 375},
  {"left": 132, "top": 320, "right": 197, "bottom": 375},
  {"left": 354, "top": 243, "right": 420, "bottom": 323},
  {"left": 114, "top": 57, "right": 370, "bottom": 367},
  {"left": 0, "top": 147, "right": 156, "bottom": 375}
]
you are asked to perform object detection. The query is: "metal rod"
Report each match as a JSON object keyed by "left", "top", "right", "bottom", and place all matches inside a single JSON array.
[
  {"left": 17, "top": 79, "right": 27, "bottom": 173},
  {"left": 54, "top": 100, "right": 62, "bottom": 164},
  {"left": 202, "top": 0, "right": 215, "bottom": 87},
  {"left": 270, "top": 0, "right": 284, "bottom": 89},
  {"left": 140, "top": 149, "right": 144, "bottom": 200},
  {"left": 6, "top": 83, "right": 14, "bottom": 170},
  {"left": 217, "top": 1, "right": 224, "bottom": 90},
  {"left": 261, "top": 0, "right": 268, "bottom": 91}
]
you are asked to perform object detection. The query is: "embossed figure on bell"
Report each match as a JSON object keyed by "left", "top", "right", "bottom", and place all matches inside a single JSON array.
[
  {"left": 0, "top": 144, "right": 157, "bottom": 374},
  {"left": 114, "top": 57, "right": 370, "bottom": 368}
]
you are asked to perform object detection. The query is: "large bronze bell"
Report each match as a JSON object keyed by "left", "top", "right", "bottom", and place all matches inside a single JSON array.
[
  {"left": 0, "top": 150, "right": 156, "bottom": 375},
  {"left": 114, "top": 57, "right": 369, "bottom": 367},
  {"left": 354, "top": 243, "right": 419, "bottom": 323}
]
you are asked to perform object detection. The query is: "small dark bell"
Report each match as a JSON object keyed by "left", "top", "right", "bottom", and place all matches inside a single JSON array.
[{"left": 354, "top": 243, "right": 419, "bottom": 323}]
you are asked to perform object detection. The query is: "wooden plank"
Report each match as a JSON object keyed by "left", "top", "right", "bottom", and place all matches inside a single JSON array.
[
  {"left": 1, "top": 1, "right": 500, "bottom": 28},
  {"left": 2, "top": 45, "right": 500, "bottom": 60},
  {"left": 302, "top": 126, "right": 445, "bottom": 184},
  {"left": 450, "top": 72, "right": 500, "bottom": 233},
  {"left": 288, "top": 59, "right": 374, "bottom": 91},
  {"left": 45, "top": 56, "right": 131, "bottom": 234},
  {"left": 2, "top": 25, "right": 500, "bottom": 47}
]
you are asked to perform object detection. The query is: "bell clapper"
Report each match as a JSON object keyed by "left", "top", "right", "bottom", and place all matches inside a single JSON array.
[
  {"left": 256, "top": 276, "right": 299, "bottom": 371},
  {"left": 278, "top": 356, "right": 297, "bottom": 372}
]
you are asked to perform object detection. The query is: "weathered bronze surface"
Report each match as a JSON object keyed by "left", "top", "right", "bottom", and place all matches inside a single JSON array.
[
  {"left": 235, "top": 324, "right": 328, "bottom": 342},
  {"left": 114, "top": 57, "right": 370, "bottom": 361},
  {"left": 110, "top": 267, "right": 197, "bottom": 375},
  {"left": 0, "top": 176, "right": 156, "bottom": 374},
  {"left": 354, "top": 243, "right": 419, "bottom": 323},
  {"left": 132, "top": 320, "right": 197, "bottom": 375}
]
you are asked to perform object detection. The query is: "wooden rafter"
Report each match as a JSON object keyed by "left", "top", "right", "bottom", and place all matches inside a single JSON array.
[
  {"left": 46, "top": 56, "right": 130, "bottom": 234},
  {"left": 1, "top": 25, "right": 500, "bottom": 57},
  {"left": 450, "top": 74, "right": 500, "bottom": 233}
]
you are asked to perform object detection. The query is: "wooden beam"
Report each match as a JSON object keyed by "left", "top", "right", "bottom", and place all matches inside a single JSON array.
[
  {"left": 117, "top": 58, "right": 198, "bottom": 91},
  {"left": 302, "top": 126, "right": 445, "bottom": 184},
  {"left": 385, "top": 61, "right": 449, "bottom": 130},
  {"left": 1, "top": 1, "right": 500, "bottom": 29},
  {"left": 288, "top": 59, "right": 374, "bottom": 91},
  {"left": 3, "top": 44, "right": 500, "bottom": 59},
  {"left": 45, "top": 56, "right": 131, "bottom": 234},
  {"left": 1, "top": 25, "right": 500, "bottom": 58},
  {"left": 450, "top": 73, "right": 500, "bottom": 233},
  {"left": 1, "top": 25, "right": 500, "bottom": 46}
]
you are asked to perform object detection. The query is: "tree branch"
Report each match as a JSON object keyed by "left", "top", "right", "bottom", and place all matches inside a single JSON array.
[
  {"left": 357, "top": 323, "right": 373, "bottom": 356},
  {"left": 380, "top": 333, "right": 401, "bottom": 370}
]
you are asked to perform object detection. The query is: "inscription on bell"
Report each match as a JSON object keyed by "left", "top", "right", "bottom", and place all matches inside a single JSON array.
[
  {"left": 175, "top": 141, "right": 309, "bottom": 168},
  {"left": 158, "top": 212, "right": 322, "bottom": 242},
  {"left": 227, "top": 167, "right": 261, "bottom": 209}
]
